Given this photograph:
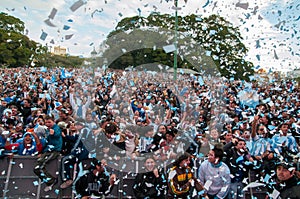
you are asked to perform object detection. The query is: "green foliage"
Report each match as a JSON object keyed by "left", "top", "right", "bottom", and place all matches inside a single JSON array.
[
  {"left": 0, "top": 12, "right": 25, "bottom": 34},
  {"left": 106, "top": 13, "right": 254, "bottom": 80},
  {"left": 36, "top": 53, "right": 84, "bottom": 68},
  {"left": 0, "top": 12, "right": 84, "bottom": 68},
  {"left": 0, "top": 12, "right": 37, "bottom": 67}
]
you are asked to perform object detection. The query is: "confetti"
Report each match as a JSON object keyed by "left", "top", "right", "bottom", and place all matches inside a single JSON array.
[
  {"left": 63, "top": 25, "right": 71, "bottom": 30},
  {"left": 163, "top": 44, "right": 176, "bottom": 53},
  {"left": 65, "top": 34, "right": 74, "bottom": 40},
  {"left": 48, "top": 8, "right": 57, "bottom": 19},
  {"left": 44, "top": 19, "right": 56, "bottom": 27},
  {"left": 70, "top": 0, "right": 85, "bottom": 12}
]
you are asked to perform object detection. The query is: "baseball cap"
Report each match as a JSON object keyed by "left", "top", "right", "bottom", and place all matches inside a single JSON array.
[{"left": 276, "top": 160, "right": 296, "bottom": 171}]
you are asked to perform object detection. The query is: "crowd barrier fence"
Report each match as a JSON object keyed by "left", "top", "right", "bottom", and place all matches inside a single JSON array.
[{"left": 0, "top": 156, "right": 267, "bottom": 199}]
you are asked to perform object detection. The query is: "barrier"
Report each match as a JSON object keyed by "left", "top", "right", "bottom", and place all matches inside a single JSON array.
[
  {"left": 244, "top": 170, "right": 267, "bottom": 199},
  {"left": 0, "top": 156, "right": 136, "bottom": 199},
  {"left": 0, "top": 156, "right": 268, "bottom": 199}
]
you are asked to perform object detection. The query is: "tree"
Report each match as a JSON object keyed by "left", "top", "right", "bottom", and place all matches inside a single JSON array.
[
  {"left": 105, "top": 13, "right": 254, "bottom": 80},
  {"left": 0, "top": 12, "right": 39, "bottom": 68},
  {"left": 0, "top": 12, "right": 25, "bottom": 34},
  {"left": 0, "top": 12, "right": 84, "bottom": 68}
]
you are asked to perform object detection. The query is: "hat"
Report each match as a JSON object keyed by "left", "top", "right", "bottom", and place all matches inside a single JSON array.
[
  {"left": 276, "top": 160, "right": 296, "bottom": 170},
  {"left": 75, "top": 121, "right": 85, "bottom": 126},
  {"left": 75, "top": 118, "right": 85, "bottom": 126}
]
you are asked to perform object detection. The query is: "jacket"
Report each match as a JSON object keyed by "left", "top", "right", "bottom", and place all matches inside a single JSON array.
[
  {"left": 168, "top": 166, "right": 204, "bottom": 198},
  {"left": 43, "top": 124, "right": 62, "bottom": 152},
  {"left": 75, "top": 169, "right": 113, "bottom": 197},
  {"left": 274, "top": 176, "right": 300, "bottom": 199},
  {"left": 133, "top": 169, "right": 167, "bottom": 198}
]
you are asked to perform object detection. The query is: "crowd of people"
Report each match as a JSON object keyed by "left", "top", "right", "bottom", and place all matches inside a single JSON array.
[{"left": 0, "top": 66, "right": 300, "bottom": 198}]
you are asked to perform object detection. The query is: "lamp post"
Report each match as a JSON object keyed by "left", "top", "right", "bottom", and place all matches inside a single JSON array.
[
  {"left": 91, "top": 47, "right": 97, "bottom": 77},
  {"left": 173, "top": 0, "right": 178, "bottom": 81}
]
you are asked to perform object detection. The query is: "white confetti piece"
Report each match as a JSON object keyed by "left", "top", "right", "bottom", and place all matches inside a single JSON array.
[
  {"left": 204, "top": 180, "right": 212, "bottom": 190},
  {"left": 114, "top": 179, "right": 120, "bottom": 185},
  {"left": 168, "top": 170, "right": 176, "bottom": 179},
  {"left": 242, "top": 182, "right": 265, "bottom": 191}
]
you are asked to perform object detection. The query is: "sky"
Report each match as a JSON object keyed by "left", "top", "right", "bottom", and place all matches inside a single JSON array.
[{"left": 0, "top": 0, "right": 299, "bottom": 72}]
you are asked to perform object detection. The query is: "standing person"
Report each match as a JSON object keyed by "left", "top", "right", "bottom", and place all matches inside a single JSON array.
[
  {"left": 198, "top": 145, "right": 231, "bottom": 199},
  {"left": 251, "top": 115, "right": 275, "bottom": 175},
  {"left": 33, "top": 115, "right": 62, "bottom": 192},
  {"left": 272, "top": 122, "right": 299, "bottom": 155},
  {"left": 0, "top": 98, "right": 8, "bottom": 119},
  {"left": 74, "top": 158, "right": 116, "bottom": 199},
  {"left": 59, "top": 120, "right": 90, "bottom": 189},
  {"left": 223, "top": 137, "right": 254, "bottom": 199},
  {"left": 167, "top": 153, "right": 206, "bottom": 199},
  {"left": 133, "top": 157, "right": 167, "bottom": 199},
  {"left": 266, "top": 160, "right": 300, "bottom": 199},
  {"left": 20, "top": 98, "right": 32, "bottom": 125},
  {"left": 150, "top": 124, "right": 167, "bottom": 152}
]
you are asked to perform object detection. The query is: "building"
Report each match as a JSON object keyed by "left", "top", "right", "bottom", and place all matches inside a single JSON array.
[{"left": 53, "top": 46, "right": 67, "bottom": 56}]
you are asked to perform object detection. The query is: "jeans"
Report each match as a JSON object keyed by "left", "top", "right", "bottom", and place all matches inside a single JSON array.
[{"left": 33, "top": 151, "right": 60, "bottom": 185}]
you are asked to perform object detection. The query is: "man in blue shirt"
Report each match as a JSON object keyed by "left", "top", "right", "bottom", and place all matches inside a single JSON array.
[{"left": 33, "top": 115, "right": 62, "bottom": 192}]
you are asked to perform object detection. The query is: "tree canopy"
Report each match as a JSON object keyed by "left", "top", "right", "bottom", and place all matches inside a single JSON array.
[
  {"left": 0, "top": 12, "right": 40, "bottom": 68},
  {"left": 0, "top": 12, "right": 84, "bottom": 68},
  {"left": 103, "top": 13, "right": 254, "bottom": 80}
]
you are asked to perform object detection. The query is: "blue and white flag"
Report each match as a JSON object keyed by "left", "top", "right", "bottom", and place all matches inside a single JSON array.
[
  {"left": 237, "top": 90, "right": 259, "bottom": 109},
  {"left": 198, "top": 76, "right": 204, "bottom": 86}
]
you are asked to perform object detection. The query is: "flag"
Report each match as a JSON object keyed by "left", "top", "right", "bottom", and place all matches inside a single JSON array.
[
  {"left": 238, "top": 90, "right": 259, "bottom": 109},
  {"left": 51, "top": 74, "right": 56, "bottom": 83},
  {"left": 198, "top": 76, "right": 204, "bottom": 86},
  {"left": 60, "top": 68, "right": 66, "bottom": 79},
  {"left": 40, "top": 66, "right": 47, "bottom": 72},
  {"left": 65, "top": 70, "right": 73, "bottom": 78}
]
